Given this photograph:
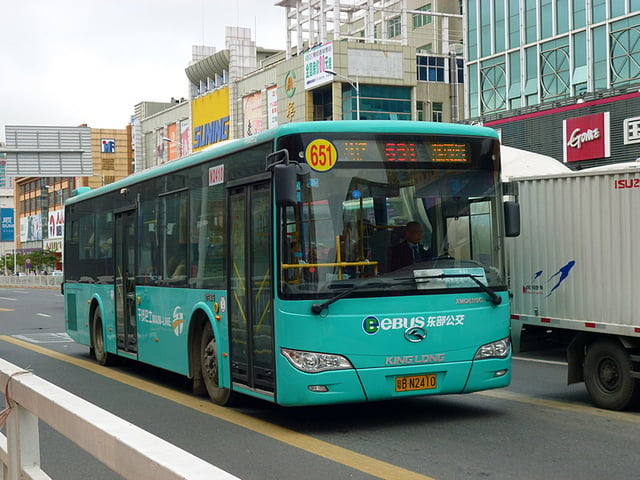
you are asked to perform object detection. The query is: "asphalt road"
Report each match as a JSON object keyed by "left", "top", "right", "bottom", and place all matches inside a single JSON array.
[{"left": 0, "top": 287, "right": 638, "bottom": 480}]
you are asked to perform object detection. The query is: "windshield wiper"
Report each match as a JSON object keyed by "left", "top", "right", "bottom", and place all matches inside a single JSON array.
[
  {"left": 311, "top": 280, "right": 389, "bottom": 315},
  {"left": 416, "top": 273, "right": 502, "bottom": 306},
  {"left": 310, "top": 273, "right": 501, "bottom": 315}
]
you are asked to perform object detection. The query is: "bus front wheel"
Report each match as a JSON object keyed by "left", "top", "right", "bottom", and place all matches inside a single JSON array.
[
  {"left": 91, "top": 308, "right": 114, "bottom": 366},
  {"left": 584, "top": 339, "right": 639, "bottom": 410},
  {"left": 200, "top": 323, "right": 233, "bottom": 406}
]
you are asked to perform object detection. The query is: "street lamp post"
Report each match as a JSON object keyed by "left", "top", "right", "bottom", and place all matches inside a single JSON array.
[
  {"left": 0, "top": 203, "right": 5, "bottom": 275},
  {"left": 325, "top": 69, "right": 360, "bottom": 120},
  {"left": 41, "top": 185, "right": 50, "bottom": 252},
  {"left": 448, "top": 44, "right": 464, "bottom": 123}
]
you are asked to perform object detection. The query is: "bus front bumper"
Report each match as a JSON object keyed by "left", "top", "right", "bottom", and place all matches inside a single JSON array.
[{"left": 275, "top": 357, "right": 511, "bottom": 406}]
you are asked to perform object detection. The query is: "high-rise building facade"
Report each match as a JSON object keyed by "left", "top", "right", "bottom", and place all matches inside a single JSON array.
[
  {"left": 464, "top": 0, "right": 640, "bottom": 119},
  {"left": 463, "top": 1, "right": 640, "bottom": 169}
]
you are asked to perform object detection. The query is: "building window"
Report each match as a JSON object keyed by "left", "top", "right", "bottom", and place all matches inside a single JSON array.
[
  {"left": 313, "top": 89, "right": 333, "bottom": 121},
  {"left": 467, "top": 0, "right": 478, "bottom": 61},
  {"left": 340, "top": 85, "right": 411, "bottom": 121},
  {"left": 417, "top": 56, "right": 445, "bottom": 82},
  {"left": 480, "top": 62, "right": 507, "bottom": 113},
  {"left": 494, "top": 0, "right": 506, "bottom": 53},
  {"left": 540, "top": 0, "right": 553, "bottom": 39},
  {"left": 610, "top": 22, "right": 640, "bottom": 86},
  {"left": 525, "top": 0, "right": 537, "bottom": 43},
  {"left": 417, "top": 44, "right": 433, "bottom": 53},
  {"left": 413, "top": 4, "right": 432, "bottom": 28},
  {"left": 610, "top": 1, "right": 626, "bottom": 17},
  {"left": 417, "top": 101, "right": 425, "bottom": 121},
  {"left": 540, "top": 43, "right": 570, "bottom": 101},
  {"left": 388, "top": 16, "right": 401, "bottom": 38},
  {"left": 592, "top": 26, "right": 608, "bottom": 90},
  {"left": 555, "top": 0, "right": 569, "bottom": 35},
  {"left": 591, "top": 0, "right": 606, "bottom": 23},
  {"left": 455, "top": 58, "right": 464, "bottom": 84},
  {"left": 573, "top": 0, "right": 586, "bottom": 28},
  {"left": 432, "top": 102, "right": 443, "bottom": 122},
  {"left": 508, "top": 1, "right": 520, "bottom": 49}
]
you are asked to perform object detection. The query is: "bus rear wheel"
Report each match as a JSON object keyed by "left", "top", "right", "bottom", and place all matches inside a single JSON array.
[
  {"left": 584, "top": 339, "right": 639, "bottom": 410},
  {"left": 200, "top": 323, "right": 233, "bottom": 406},
  {"left": 91, "top": 308, "right": 114, "bottom": 366}
]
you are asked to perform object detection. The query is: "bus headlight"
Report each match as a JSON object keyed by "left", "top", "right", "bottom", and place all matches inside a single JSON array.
[
  {"left": 473, "top": 337, "right": 511, "bottom": 360},
  {"left": 281, "top": 348, "right": 353, "bottom": 373}
]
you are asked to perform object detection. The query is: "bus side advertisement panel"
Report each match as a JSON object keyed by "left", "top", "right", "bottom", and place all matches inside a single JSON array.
[{"left": 136, "top": 288, "right": 208, "bottom": 376}]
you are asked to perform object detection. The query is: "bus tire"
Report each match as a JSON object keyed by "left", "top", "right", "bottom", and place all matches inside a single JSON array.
[
  {"left": 584, "top": 339, "right": 639, "bottom": 411},
  {"left": 91, "top": 308, "right": 115, "bottom": 366},
  {"left": 200, "top": 322, "right": 234, "bottom": 406}
]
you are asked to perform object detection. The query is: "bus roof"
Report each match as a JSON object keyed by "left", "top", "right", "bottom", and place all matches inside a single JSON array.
[
  {"left": 66, "top": 120, "right": 499, "bottom": 206},
  {"left": 274, "top": 120, "right": 499, "bottom": 138}
]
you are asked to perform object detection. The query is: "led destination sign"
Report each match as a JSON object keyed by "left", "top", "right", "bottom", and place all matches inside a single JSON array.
[
  {"left": 430, "top": 143, "right": 469, "bottom": 163},
  {"left": 332, "top": 139, "right": 470, "bottom": 163}
]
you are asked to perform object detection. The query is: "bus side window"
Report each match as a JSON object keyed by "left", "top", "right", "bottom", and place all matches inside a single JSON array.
[
  {"left": 195, "top": 176, "right": 225, "bottom": 289},
  {"left": 160, "top": 192, "right": 188, "bottom": 286},
  {"left": 64, "top": 217, "right": 80, "bottom": 282},
  {"left": 96, "top": 211, "right": 113, "bottom": 259},
  {"left": 79, "top": 214, "right": 95, "bottom": 261},
  {"left": 138, "top": 196, "right": 160, "bottom": 286}
]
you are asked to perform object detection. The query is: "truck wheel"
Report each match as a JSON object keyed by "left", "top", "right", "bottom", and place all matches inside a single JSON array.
[
  {"left": 584, "top": 340, "right": 639, "bottom": 410},
  {"left": 200, "top": 323, "right": 234, "bottom": 406},
  {"left": 91, "top": 308, "right": 115, "bottom": 366}
]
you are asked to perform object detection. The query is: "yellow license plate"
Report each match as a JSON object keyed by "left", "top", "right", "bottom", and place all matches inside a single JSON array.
[{"left": 395, "top": 374, "right": 437, "bottom": 392}]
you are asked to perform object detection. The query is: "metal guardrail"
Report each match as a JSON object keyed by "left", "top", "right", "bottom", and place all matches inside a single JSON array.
[
  {"left": 0, "top": 358, "right": 240, "bottom": 479},
  {"left": 0, "top": 275, "right": 62, "bottom": 290}
]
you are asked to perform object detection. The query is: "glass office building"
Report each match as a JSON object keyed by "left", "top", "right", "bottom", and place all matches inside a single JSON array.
[{"left": 464, "top": 0, "right": 640, "bottom": 119}]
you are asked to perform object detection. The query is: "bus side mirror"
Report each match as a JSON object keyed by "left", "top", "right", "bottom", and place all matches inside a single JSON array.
[
  {"left": 504, "top": 201, "right": 520, "bottom": 237},
  {"left": 275, "top": 163, "right": 298, "bottom": 207}
]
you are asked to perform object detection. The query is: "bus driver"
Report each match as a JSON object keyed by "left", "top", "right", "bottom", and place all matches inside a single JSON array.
[{"left": 389, "top": 221, "right": 431, "bottom": 271}]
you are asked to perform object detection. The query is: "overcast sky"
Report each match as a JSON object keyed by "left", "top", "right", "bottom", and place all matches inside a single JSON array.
[{"left": 0, "top": 0, "right": 287, "bottom": 142}]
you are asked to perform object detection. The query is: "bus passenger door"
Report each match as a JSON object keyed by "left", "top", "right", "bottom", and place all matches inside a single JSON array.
[
  {"left": 115, "top": 209, "right": 137, "bottom": 355},
  {"left": 228, "top": 181, "right": 274, "bottom": 394}
]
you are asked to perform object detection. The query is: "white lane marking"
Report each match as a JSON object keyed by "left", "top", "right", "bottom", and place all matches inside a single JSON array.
[
  {"left": 36, "top": 313, "right": 52, "bottom": 317},
  {"left": 513, "top": 355, "right": 567, "bottom": 366},
  {"left": 12, "top": 333, "right": 74, "bottom": 344}
]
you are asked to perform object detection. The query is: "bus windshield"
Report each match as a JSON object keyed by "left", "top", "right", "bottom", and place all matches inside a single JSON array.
[{"left": 278, "top": 134, "right": 504, "bottom": 298}]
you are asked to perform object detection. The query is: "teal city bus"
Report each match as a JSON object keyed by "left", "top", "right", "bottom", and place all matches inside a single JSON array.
[{"left": 64, "top": 121, "right": 519, "bottom": 406}]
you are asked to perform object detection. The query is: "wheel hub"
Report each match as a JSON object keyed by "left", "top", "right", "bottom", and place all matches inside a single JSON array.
[
  {"left": 204, "top": 342, "right": 218, "bottom": 380},
  {"left": 598, "top": 359, "right": 619, "bottom": 391}
]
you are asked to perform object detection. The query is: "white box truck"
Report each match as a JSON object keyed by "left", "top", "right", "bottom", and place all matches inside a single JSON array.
[{"left": 507, "top": 163, "right": 640, "bottom": 410}]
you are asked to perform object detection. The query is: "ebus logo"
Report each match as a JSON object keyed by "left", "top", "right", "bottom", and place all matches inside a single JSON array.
[
  {"left": 172, "top": 307, "right": 184, "bottom": 336},
  {"left": 362, "top": 316, "right": 380, "bottom": 335},
  {"left": 362, "top": 315, "right": 427, "bottom": 334}
]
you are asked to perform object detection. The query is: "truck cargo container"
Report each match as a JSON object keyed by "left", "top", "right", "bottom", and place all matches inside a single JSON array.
[{"left": 507, "top": 163, "right": 640, "bottom": 410}]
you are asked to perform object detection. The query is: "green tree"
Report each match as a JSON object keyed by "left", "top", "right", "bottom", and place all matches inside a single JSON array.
[{"left": 26, "top": 249, "right": 58, "bottom": 272}]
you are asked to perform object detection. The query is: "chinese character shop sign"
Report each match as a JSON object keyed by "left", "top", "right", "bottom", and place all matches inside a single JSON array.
[
  {"left": 623, "top": 116, "right": 640, "bottom": 145},
  {"left": 563, "top": 112, "right": 610, "bottom": 163},
  {"left": 304, "top": 43, "right": 334, "bottom": 90}
]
